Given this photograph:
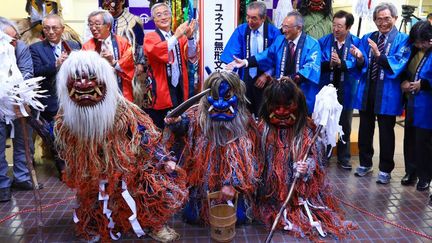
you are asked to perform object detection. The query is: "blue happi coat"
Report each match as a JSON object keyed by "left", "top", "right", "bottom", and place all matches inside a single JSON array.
[
  {"left": 220, "top": 22, "right": 281, "bottom": 80},
  {"left": 253, "top": 33, "right": 321, "bottom": 113},
  {"left": 319, "top": 33, "right": 361, "bottom": 109},
  {"left": 354, "top": 27, "right": 411, "bottom": 115},
  {"left": 406, "top": 49, "right": 432, "bottom": 130}
]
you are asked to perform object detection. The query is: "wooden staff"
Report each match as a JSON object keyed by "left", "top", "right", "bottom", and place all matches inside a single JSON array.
[{"left": 19, "top": 116, "right": 44, "bottom": 243}]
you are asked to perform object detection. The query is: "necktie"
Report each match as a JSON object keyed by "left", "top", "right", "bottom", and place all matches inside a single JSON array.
[
  {"left": 166, "top": 33, "right": 180, "bottom": 87},
  {"left": 249, "top": 30, "right": 258, "bottom": 79},
  {"left": 52, "top": 44, "right": 61, "bottom": 59},
  {"left": 370, "top": 34, "right": 386, "bottom": 81},
  {"left": 288, "top": 41, "right": 295, "bottom": 61}
]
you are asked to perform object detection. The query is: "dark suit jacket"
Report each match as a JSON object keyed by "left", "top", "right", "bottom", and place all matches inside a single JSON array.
[{"left": 30, "top": 40, "right": 81, "bottom": 116}]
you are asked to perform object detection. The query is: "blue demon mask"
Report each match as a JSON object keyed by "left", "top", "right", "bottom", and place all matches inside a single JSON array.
[{"left": 207, "top": 80, "right": 238, "bottom": 121}]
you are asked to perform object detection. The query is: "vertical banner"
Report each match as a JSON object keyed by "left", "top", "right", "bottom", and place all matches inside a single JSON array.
[{"left": 199, "top": 0, "right": 239, "bottom": 81}]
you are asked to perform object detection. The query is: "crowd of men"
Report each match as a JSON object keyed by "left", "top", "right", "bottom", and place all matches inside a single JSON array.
[
  {"left": 0, "top": 0, "right": 431, "bottom": 229},
  {"left": 225, "top": 1, "right": 432, "bottom": 195}
]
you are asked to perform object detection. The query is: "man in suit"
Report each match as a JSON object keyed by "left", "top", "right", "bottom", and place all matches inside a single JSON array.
[
  {"left": 30, "top": 14, "right": 81, "bottom": 122},
  {"left": 29, "top": 14, "right": 80, "bottom": 177}
]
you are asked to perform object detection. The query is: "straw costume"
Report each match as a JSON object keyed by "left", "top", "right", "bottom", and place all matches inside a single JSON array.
[
  {"left": 165, "top": 71, "right": 260, "bottom": 225},
  {"left": 256, "top": 78, "right": 355, "bottom": 241},
  {"left": 54, "top": 51, "right": 188, "bottom": 242}
]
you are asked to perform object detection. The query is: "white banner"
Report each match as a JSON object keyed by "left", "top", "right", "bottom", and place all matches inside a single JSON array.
[{"left": 199, "top": 0, "right": 239, "bottom": 81}]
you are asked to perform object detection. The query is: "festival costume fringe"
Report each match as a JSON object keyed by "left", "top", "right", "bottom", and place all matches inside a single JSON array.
[
  {"left": 165, "top": 106, "right": 260, "bottom": 224},
  {"left": 55, "top": 101, "right": 188, "bottom": 242},
  {"left": 256, "top": 120, "right": 356, "bottom": 241}
]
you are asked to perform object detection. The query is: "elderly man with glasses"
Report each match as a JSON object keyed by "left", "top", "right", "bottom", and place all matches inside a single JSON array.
[
  {"left": 29, "top": 14, "right": 80, "bottom": 179},
  {"left": 228, "top": 11, "right": 321, "bottom": 115},
  {"left": 350, "top": 2, "right": 411, "bottom": 184},
  {"left": 143, "top": 3, "right": 197, "bottom": 129},
  {"left": 220, "top": 1, "right": 281, "bottom": 116},
  {"left": 83, "top": 9, "right": 135, "bottom": 102}
]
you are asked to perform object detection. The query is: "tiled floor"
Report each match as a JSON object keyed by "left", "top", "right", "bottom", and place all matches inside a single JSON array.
[{"left": 1, "top": 118, "right": 431, "bottom": 243}]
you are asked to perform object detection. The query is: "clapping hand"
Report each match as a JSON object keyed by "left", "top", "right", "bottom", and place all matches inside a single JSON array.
[{"left": 367, "top": 38, "right": 380, "bottom": 57}]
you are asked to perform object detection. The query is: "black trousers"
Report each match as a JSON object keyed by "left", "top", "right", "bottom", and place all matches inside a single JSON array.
[
  {"left": 337, "top": 109, "right": 353, "bottom": 163},
  {"left": 244, "top": 72, "right": 264, "bottom": 116},
  {"left": 358, "top": 108, "right": 396, "bottom": 173},
  {"left": 415, "top": 127, "right": 432, "bottom": 182},
  {"left": 403, "top": 123, "right": 416, "bottom": 175}
]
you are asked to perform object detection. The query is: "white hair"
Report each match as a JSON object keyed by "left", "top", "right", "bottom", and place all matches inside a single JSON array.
[{"left": 56, "top": 50, "right": 122, "bottom": 142}]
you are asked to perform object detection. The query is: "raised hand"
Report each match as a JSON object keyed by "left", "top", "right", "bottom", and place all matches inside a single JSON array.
[
  {"left": 367, "top": 38, "right": 380, "bottom": 57},
  {"left": 185, "top": 19, "right": 197, "bottom": 39},
  {"left": 349, "top": 44, "right": 364, "bottom": 63}
]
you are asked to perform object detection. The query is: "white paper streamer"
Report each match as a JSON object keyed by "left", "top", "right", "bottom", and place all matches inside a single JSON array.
[
  {"left": 98, "top": 180, "right": 121, "bottom": 240},
  {"left": 299, "top": 197, "right": 327, "bottom": 237},
  {"left": 121, "top": 181, "right": 145, "bottom": 238}
]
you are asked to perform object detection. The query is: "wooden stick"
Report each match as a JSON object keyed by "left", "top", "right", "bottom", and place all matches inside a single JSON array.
[
  {"left": 20, "top": 117, "right": 44, "bottom": 242},
  {"left": 264, "top": 125, "right": 323, "bottom": 243}
]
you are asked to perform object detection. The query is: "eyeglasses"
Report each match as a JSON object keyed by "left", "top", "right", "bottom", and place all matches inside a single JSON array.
[
  {"left": 88, "top": 22, "right": 105, "bottom": 28},
  {"left": 43, "top": 26, "right": 62, "bottom": 32},
  {"left": 375, "top": 16, "right": 393, "bottom": 24},
  {"left": 154, "top": 11, "right": 171, "bottom": 19},
  {"left": 281, "top": 25, "right": 298, "bottom": 30}
]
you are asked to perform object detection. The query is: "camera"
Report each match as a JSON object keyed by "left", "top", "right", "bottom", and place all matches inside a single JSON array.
[{"left": 401, "top": 5, "right": 416, "bottom": 19}]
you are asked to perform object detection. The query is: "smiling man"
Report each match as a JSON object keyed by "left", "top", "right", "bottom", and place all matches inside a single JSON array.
[
  {"left": 349, "top": 2, "right": 411, "bottom": 184},
  {"left": 83, "top": 10, "right": 135, "bottom": 102},
  {"left": 318, "top": 10, "right": 361, "bottom": 170},
  {"left": 220, "top": 1, "right": 281, "bottom": 116},
  {"left": 143, "top": 3, "right": 197, "bottom": 129},
  {"left": 228, "top": 11, "right": 321, "bottom": 114}
]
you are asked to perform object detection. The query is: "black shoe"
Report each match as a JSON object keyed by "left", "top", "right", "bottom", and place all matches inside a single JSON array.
[
  {"left": 416, "top": 180, "right": 430, "bottom": 191},
  {"left": 337, "top": 161, "right": 352, "bottom": 170},
  {"left": 401, "top": 174, "right": 417, "bottom": 186},
  {"left": 0, "top": 187, "right": 11, "bottom": 202},
  {"left": 12, "top": 180, "right": 44, "bottom": 191}
]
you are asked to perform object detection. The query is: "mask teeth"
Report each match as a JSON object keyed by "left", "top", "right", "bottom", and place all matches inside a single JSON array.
[
  {"left": 208, "top": 105, "right": 214, "bottom": 112},
  {"left": 269, "top": 112, "right": 275, "bottom": 119},
  {"left": 229, "top": 106, "right": 235, "bottom": 113}
]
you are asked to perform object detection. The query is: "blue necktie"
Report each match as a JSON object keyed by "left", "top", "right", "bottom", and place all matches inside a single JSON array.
[
  {"left": 249, "top": 30, "right": 258, "bottom": 79},
  {"left": 52, "top": 45, "right": 60, "bottom": 59}
]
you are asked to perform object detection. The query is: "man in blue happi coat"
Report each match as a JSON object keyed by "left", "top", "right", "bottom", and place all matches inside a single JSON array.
[
  {"left": 227, "top": 11, "right": 321, "bottom": 114},
  {"left": 319, "top": 10, "right": 360, "bottom": 170},
  {"left": 221, "top": 1, "right": 281, "bottom": 115},
  {"left": 349, "top": 2, "right": 411, "bottom": 184}
]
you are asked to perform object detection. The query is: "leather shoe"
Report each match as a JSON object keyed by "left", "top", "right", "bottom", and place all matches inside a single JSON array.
[
  {"left": 0, "top": 187, "right": 11, "bottom": 202},
  {"left": 416, "top": 180, "right": 430, "bottom": 191},
  {"left": 401, "top": 173, "right": 417, "bottom": 186},
  {"left": 12, "top": 180, "right": 43, "bottom": 191}
]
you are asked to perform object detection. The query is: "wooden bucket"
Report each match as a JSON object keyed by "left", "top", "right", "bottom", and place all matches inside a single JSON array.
[{"left": 207, "top": 191, "right": 238, "bottom": 242}]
